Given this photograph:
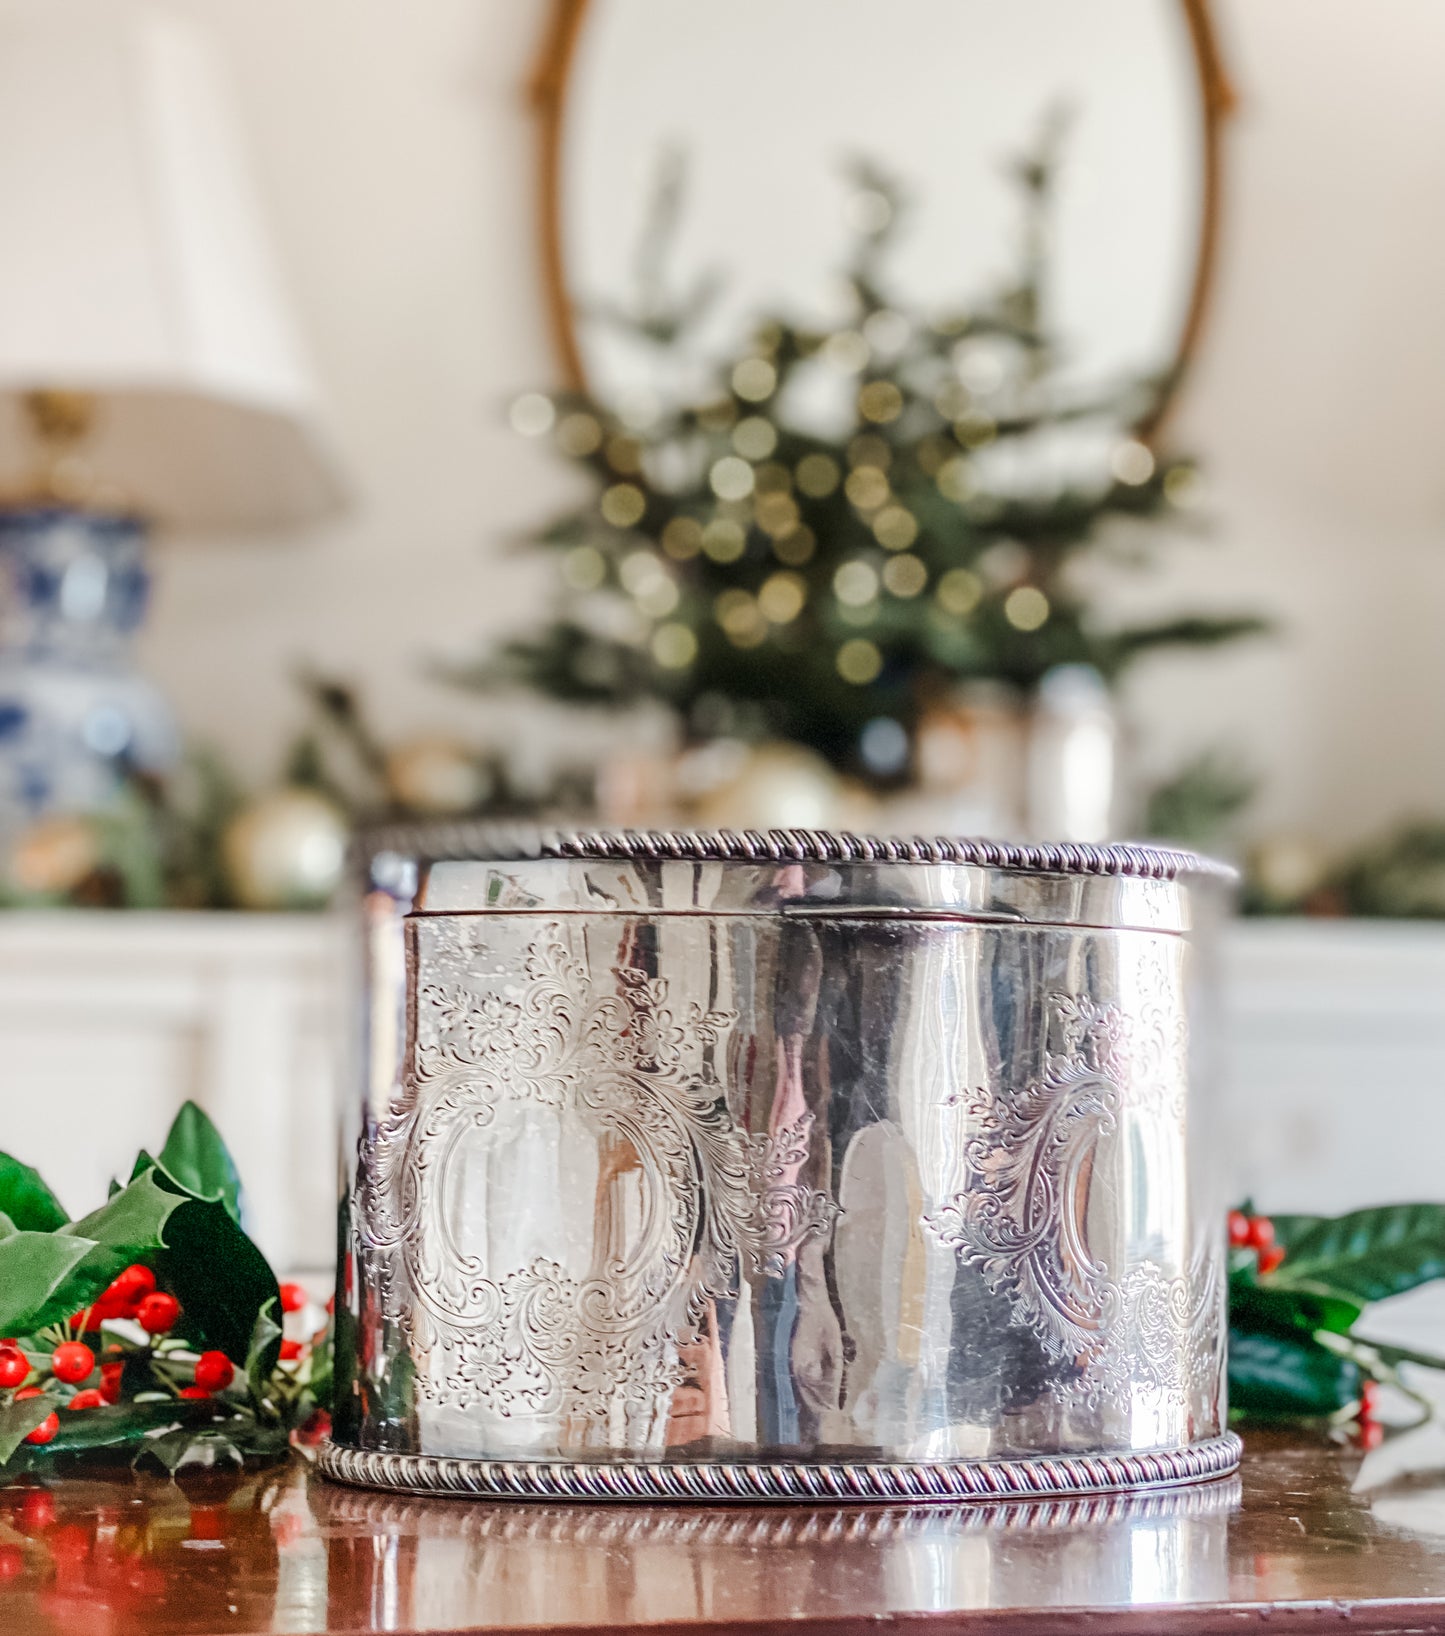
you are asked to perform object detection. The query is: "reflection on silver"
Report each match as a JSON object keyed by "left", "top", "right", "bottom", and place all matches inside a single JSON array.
[{"left": 328, "top": 828, "right": 1234, "bottom": 1501}]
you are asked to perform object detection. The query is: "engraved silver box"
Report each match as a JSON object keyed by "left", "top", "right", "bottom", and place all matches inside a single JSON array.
[{"left": 323, "top": 828, "right": 1239, "bottom": 1503}]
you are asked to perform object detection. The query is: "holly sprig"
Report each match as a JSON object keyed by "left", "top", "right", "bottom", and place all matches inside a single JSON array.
[
  {"left": 0, "top": 1104, "right": 330, "bottom": 1474},
  {"left": 1228, "top": 1202, "right": 1445, "bottom": 1446}
]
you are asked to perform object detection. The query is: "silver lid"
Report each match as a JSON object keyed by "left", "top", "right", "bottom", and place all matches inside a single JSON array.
[{"left": 360, "top": 824, "right": 1230, "bottom": 935}]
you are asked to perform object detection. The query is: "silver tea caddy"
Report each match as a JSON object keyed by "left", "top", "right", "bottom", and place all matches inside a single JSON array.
[{"left": 323, "top": 827, "right": 1239, "bottom": 1503}]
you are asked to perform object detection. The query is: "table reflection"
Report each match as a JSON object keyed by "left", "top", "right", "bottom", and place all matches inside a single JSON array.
[{"left": 9, "top": 1434, "right": 1445, "bottom": 1633}]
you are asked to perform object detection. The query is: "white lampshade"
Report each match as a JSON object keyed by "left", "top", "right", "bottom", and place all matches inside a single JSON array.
[{"left": 0, "top": 0, "right": 347, "bottom": 532}]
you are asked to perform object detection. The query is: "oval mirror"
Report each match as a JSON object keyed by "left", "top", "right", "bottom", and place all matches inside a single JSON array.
[{"left": 537, "top": 0, "right": 1227, "bottom": 426}]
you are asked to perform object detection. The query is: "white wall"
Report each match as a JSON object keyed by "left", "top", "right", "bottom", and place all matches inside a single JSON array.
[{"left": 141, "top": 1, "right": 1445, "bottom": 847}]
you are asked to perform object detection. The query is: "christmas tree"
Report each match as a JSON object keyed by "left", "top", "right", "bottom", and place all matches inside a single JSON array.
[{"left": 484, "top": 137, "right": 1264, "bottom": 787}]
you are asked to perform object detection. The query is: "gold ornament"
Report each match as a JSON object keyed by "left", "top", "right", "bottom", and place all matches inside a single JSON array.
[
  {"left": 7, "top": 814, "right": 100, "bottom": 896},
  {"left": 1249, "top": 836, "right": 1328, "bottom": 909},
  {"left": 384, "top": 737, "right": 492, "bottom": 816},
  {"left": 222, "top": 788, "right": 348, "bottom": 910},
  {"left": 691, "top": 742, "right": 844, "bottom": 831}
]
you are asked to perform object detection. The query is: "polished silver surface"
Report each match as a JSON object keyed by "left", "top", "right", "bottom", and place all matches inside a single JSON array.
[{"left": 331, "top": 827, "right": 1232, "bottom": 1501}]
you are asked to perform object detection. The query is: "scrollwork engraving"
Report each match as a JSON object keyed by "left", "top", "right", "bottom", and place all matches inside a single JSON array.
[{"left": 355, "top": 919, "right": 835, "bottom": 1420}]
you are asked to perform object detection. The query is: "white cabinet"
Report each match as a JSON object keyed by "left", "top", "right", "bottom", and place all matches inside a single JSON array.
[
  {"left": 1, "top": 912, "right": 1441, "bottom": 1275},
  {"left": 0, "top": 912, "right": 342, "bottom": 1275}
]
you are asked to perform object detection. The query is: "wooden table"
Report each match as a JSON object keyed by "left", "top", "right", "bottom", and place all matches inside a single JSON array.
[{"left": 5, "top": 1430, "right": 1445, "bottom": 1633}]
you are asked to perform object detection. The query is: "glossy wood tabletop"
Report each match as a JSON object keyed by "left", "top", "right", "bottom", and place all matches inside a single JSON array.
[{"left": 7, "top": 1430, "right": 1445, "bottom": 1634}]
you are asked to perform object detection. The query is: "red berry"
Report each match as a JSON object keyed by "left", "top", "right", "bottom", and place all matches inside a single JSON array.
[
  {"left": 178, "top": 1386, "right": 210, "bottom": 1401},
  {"left": 1361, "top": 1419, "right": 1385, "bottom": 1450},
  {"left": 189, "top": 1505, "right": 226, "bottom": 1541},
  {"left": 99, "top": 1370, "right": 122, "bottom": 1406},
  {"left": 117, "top": 1264, "right": 156, "bottom": 1294},
  {"left": 135, "top": 1293, "right": 180, "bottom": 1335},
  {"left": 66, "top": 1389, "right": 104, "bottom": 1411},
  {"left": 193, "top": 1351, "right": 234, "bottom": 1393},
  {"left": 0, "top": 1348, "right": 29, "bottom": 1389},
  {"left": 278, "top": 1338, "right": 303, "bottom": 1362},
  {"left": 279, "top": 1282, "right": 307, "bottom": 1315},
  {"left": 17, "top": 1489, "right": 55, "bottom": 1533},
  {"left": 1361, "top": 1380, "right": 1381, "bottom": 1415},
  {"left": 49, "top": 1342, "right": 94, "bottom": 1385},
  {"left": 24, "top": 1411, "right": 58, "bottom": 1446},
  {"left": 1258, "top": 1245, "right": 1286, "bottom": 1276},
  {"left": 292, "top": 1407, "right": 332, "bottom": 1448},
  {"left": 0, "top": 1544, "right": 22, "bottom": 1579},
  {"left": 1227, "top": 1210, "right": 1251, "bottom": 1248},
  {"left": 1246, "top": 1216, "right": 1276, "bottom": 1251}
]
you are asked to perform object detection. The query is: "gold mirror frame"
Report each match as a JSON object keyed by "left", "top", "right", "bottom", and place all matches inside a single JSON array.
[{"left": 530, "top": 1, "right": 1234, "bottom": 436}]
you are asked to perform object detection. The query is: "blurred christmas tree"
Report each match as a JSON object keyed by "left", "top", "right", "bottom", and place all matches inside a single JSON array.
[{"left": 480, "top": 133, "right": 1265, "bottom": 787}]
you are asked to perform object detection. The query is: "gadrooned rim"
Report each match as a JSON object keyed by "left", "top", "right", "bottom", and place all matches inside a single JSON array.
[
  {"left": 317, "top": 1432, "right": 1242, "bottom": 1505},
  {"left": 356, "top": 822, "right": 1234, "bottom": 886}
]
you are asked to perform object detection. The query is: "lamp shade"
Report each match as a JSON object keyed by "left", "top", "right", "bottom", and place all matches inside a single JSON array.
[{"left": 0, "top": 0, "right": 346, "bottom": 532}]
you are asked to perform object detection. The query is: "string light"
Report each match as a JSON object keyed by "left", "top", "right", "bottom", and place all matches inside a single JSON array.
[
  {"left": 872, "top": 506, "right": 918, "bottom": 551},
  {"left": 758, "top": 572, "right": 806, "bottom": 624},
  {"left": 773, "top": 526, "right": 816, "bottom": 566},
  {"left": 701, "top": 519, "right": 746, "bottom": 563},
  {"left": 651, "top": 623, "right": 697, "bottom": 669},
  {"left": 836, "top": 638, "right": 883, "bottom": 684},
  {"left": 662, "top": 517, "right": 703, "bottom": 560},
  {"left": 796, "top": 454, "right": 840, "bottom": 497},
  {"left": 732, "top": 417, "right": 778, "bottom": 461},
  {"left": 1004, "top": 586, "right": 1050, "bottom": 631},
  {"left": 834, "top": 560, "right": 880, "bottom": 606},
  {"left": 715, "top": 589, "right": 766, "bottom": 647},
  {"left": 844, "top": 468, "right": 889, "bottom": 511},
  {"left": 882, "top": 554, "right": 927, "bottom": 598},
  {"left": 710, "top": 456, "right": 755, "bottom": 501},
  {"left": 936, "top": 568, "right": 982, "bottom": 615},
  {"left": 1112, "top": 440, "right": 1156, "bottom": 485},
  {"left": 731, "top": 358, "right": 776, "bottom": 401},
  {"left": 562, "top": 545, "right": 606, "bottom": 591},
  {"left": 556, "top": 412, "right": 603, "bottom": 457},
  {"left": 858, "top": 380, "right": 903, "bottom": 424},
  {"left": 600, "top": 483, "right": 646, "bottom": 528},
  {"left": 509, "top": 393, "right": 554, "bottom": 437},
  {"left": 936, "top": 457, "right": 975, "bottom": 502}
]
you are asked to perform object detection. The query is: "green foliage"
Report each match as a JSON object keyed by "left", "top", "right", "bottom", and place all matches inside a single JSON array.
[
  {"left": 491, "top": 145, "right": 1266, "bottom": 781},
  {"left": 0, "top": 1154, "right": 68, "bottom": 1232},
  {"left": 1141, "top": 750, "right": 1256, "bottom": 849},
  {"left": 19, "top": 1171, "right": 187, "bottom": 1332},
  {"left": 1267, "top": 1205, "right": 1445, "bottom": 1305},
  {"left": 157, "top": 1101, "right": 244, "bottom": 1225},
  {"left": 1228, "top": 1328, "right": 1361, "bottom": 1419},
  {"left": 0, "top": 1101, "right": 323, "bottom": 1474},
  {"left": 0, "top": 1395, "right": 58, "bottom": 1464},
  {"left": 155, "top": 1184, "right": 280, "bottom": 1372},
  {"left": 1229, "top": 1202, "right": 1445, "bottom": 1426}
]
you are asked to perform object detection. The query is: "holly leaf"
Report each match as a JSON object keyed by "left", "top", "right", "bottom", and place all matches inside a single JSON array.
[
  {"left": 0, "top": 1395, "right": 57, "bottom": 1464},
  {"left": 1228, "top": 1327, "right": 1360, "bottom": 1418},
  {"left": 18, "top": 1170, "right": 186, "bottom": 1332},
  {"left": 157, "top": 1102, "right": 243, "bottom": 1226},
  {"left": 2, "top": 1400, "right": 218, "bottom": 1471},
  {"left": 0, "top": 1153, "right": 67, "bottom": 1232},
  {"left": 1267, "top": 1204, "right": 1445, "bottom": 1304},
  {"left": 244, "top": 1299, "right": 284, "bottom": 1410},
  {"left": 0, "top": 1228, "right": 97, "bottom": 1335},
  {"left": 153, "top": 1179, "right": 280, "bottom": 1368},
  {"left": 1229, "top": 1278, "right": 1362, "bottom": 1339},
  {"left": 135, "top": 1426, "right": 247, "bottom": 1475}
]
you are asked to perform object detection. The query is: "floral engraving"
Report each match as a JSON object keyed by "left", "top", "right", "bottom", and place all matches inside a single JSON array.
[
  {"left": 356, "top": 920, "right": 834, "bottom": 1419},
  {"left": 924, "top": 991, "right": 1215, "bottom": 1406}
]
